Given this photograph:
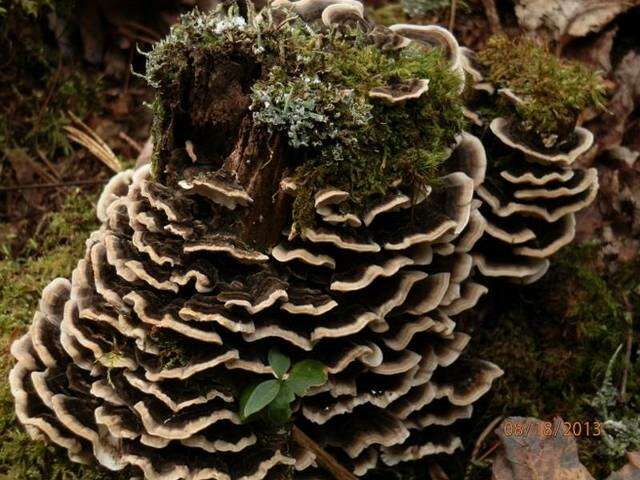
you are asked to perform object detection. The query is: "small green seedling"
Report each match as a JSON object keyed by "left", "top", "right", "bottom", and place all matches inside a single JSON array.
[{"left": 239, "top": 349, "right": 327, "bottom": 424}]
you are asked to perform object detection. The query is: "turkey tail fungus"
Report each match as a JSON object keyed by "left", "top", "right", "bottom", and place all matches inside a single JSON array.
[
  {"left": 465, "top": 35, "right": 603, "bottom": 285},
  {"left": 9, "top": 3, "right": 601, "bottom": 480}
]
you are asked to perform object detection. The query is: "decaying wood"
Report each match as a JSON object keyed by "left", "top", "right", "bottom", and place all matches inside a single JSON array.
[{"left": 222, "top": 117, "right": 292, "bottom": 249}]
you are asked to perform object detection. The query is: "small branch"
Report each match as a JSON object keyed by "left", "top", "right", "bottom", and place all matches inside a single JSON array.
[
  {"left": 0, "top": 179, "right": 108, "bottom": 192},
  {"left": 448, "top": 0, "right": 457, "bottom": 32},
  {"left": 621, "top": 328, "right": 633, "bottom": 402},
  {"left": 476, "top": 441, "right": 500, "bottom": 463},
  {"left": 480, "top": 0, "right": 502, "bottom": 33},
  {"left": 291, "top": 425, "right": 357, "bottom": 480},
  {"left": 471, "top": 415, "right": 504, "bottom": 463},
  {"left": 118, "top": 131, "right": 143, "bottom": 153}
]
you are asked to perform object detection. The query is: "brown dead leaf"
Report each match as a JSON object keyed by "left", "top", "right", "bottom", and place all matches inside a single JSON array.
[
  {"left": 565, "top": 27, "right": 617, "bottom": 74},
  {"left": 515, "top": 0, "right": 640, "bottom": 39},
  {"left": 428, "top": 463, "right": 450, "bottom": 480},
  {"left": 4, "top": 148, "right": 47, "bottom": 213},
  {"left": 606, "top": 452, "right": 640, "bottom": 480},
  {"left": 492, "top": 417, "right": 595, "bottom": 480},
  {"left": 587, "top": 51, "right": 640, "bottom": 157}
]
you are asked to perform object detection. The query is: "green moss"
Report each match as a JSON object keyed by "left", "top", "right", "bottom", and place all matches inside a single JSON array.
[
  {"left": 0, "top": 0, "right": 53, "bottom": 17},
  {"left": 477, "top": 35, "right": 606, "bottom": 141},
  {"left": 466, "top": 244, "right": 639, "bottom": 478},
  {"left": 0, "top": 190, "right": 131, "bottom": 479},
  {"left": 145, "top": 7, "right": 465, "bottom": 227},
  {"left": 368, "top": 4, "right": 408, "bottom": 26}
]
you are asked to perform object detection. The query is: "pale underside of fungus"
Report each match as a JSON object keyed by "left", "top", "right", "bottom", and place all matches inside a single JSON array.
[{"left": 10, "top": 2, "right": 596, "bottom": 480}]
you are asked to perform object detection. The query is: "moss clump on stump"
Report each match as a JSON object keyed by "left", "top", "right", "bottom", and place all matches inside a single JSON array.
[
  {"left": 145, "top": 6, "right": 465, "bottom": 228},
  {"left": 477, "top": 34, "right": 606, "bottom": 142}
]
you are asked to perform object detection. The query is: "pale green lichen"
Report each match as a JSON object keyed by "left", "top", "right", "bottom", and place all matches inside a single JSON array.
[
  {"left": 251, "top": 71, "right": 372, "bottom": 151},
  {"left": 250, "top": 25, "right": 465, "bottom": 225},
  {"left": 590, "top": 344, "right": 640, "bottom": 459}
]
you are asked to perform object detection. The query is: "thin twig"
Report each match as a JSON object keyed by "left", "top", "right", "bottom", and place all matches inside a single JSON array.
[
  {"left": 34, "top": 55, "right": 63, "bottom": 129},
  {"left": 476, "top": 441, "right": 500, "bottom": 463},
  {"left": 471, "top": 415, "right": 504, "bottom": 462},
  {"left": 291, "top": 425, "right": 357, "bottom": 480},
  {"left": 36, "top": 149, "right": 61, "bottom": 181},
  {"left": 118, "top": 131, "right": 143, "bottom": 153},
  {"left": 0, "top": 179, "right": 107, "bottom": 192},
  {"left": 481, "top": 0, "right": 502, "bottom": 33},
  {"left": 448, "top": 0, "right": 457, "bottom": 32}
]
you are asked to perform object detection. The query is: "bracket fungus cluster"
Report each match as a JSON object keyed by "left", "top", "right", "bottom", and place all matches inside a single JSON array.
[
  {"left": 459, "top": 38, "right": 601, "bottom": 284},
  {"left": 9, "top": 3, "right": 600, "bottom": 480},
  {"left": 472, "top": 114, "right": 598, "bottom": 283}
]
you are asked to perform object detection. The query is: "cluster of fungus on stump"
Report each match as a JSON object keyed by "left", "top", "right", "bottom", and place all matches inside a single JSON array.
[
  {"left": 8, "top": 4, "right": 602, "bottom": 480},
  {"left": 459, "top": 36, "right": 603, "bottom": 284}
]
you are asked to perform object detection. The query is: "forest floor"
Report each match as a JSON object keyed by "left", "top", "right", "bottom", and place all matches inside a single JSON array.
[{"left": 0, "top": 1, "right": 639, "bottom": 479}]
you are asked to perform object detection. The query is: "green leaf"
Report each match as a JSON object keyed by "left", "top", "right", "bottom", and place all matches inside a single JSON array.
[
  {"left": 240, "top": 379, "right": 281, "bottom": 419},
  {"left": 267, "top": 382, "right": 295, "bottom": 425},
  {"left": 287, "top": 360, "right": 327, "bottom": 396},
  {"left": 268, "top": 349, "right": 290, "bottom": 379}
]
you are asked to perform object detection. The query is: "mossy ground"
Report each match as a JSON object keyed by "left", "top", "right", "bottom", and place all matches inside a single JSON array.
[
  {"left": 1, "top": 0, "right": 152, "bottom": 254},
  {"left": 0, "top": 190, "right": 132, "bottom": 479},
  {"left": 0, "top": 1, "right": 102, "bottom": 168},
  {"left": 463, "top": 244, "right": 639, "bottom": 479},
  {"left": 0, "top": 3, "right": 147, "bottom": 477}
]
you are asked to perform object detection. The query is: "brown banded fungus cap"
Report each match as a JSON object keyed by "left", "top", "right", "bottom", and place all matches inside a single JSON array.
[
  {"left": 10, "top": 3, "right": 504, "bottom": 480},
  {"left": 463, "top": 86, "right": 598, "bottom": 285}
]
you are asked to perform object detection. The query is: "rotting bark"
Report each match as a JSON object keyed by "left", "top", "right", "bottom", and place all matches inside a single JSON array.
[
  {"left": 152, "top": 50, "right": 292, "bottom": 250},
  {"left": 222, "top": 116, "right": 292, "bottom": 249}
]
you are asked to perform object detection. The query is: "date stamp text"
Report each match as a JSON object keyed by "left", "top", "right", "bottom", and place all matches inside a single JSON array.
[{"left": 502, "top": 420, "right": 602, "bottom": 438}]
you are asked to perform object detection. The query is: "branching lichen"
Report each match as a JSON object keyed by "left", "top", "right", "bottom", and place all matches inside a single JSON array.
[
  {"left": 590, "top": 345, "right": 640, "bottom": 459},
  {"left": 477, "top": 34, "right": 606, "bottom": 141}
]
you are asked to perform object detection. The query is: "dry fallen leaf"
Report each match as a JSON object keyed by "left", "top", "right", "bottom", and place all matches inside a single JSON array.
[
  {"left": 589, "top": 51, "right": 640, "bottom": 156},
  {"left": 492, "top": 417, "right": 595, "bottom": 480},
  {"left": 514, "top": 0, "right": 640, "bottom": 39},
  {"left": 606, "top": 452, "right": 640, "bottom": 480},
  {"left": 493, "top": 419, "right": 640, "bottom": 480}
]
